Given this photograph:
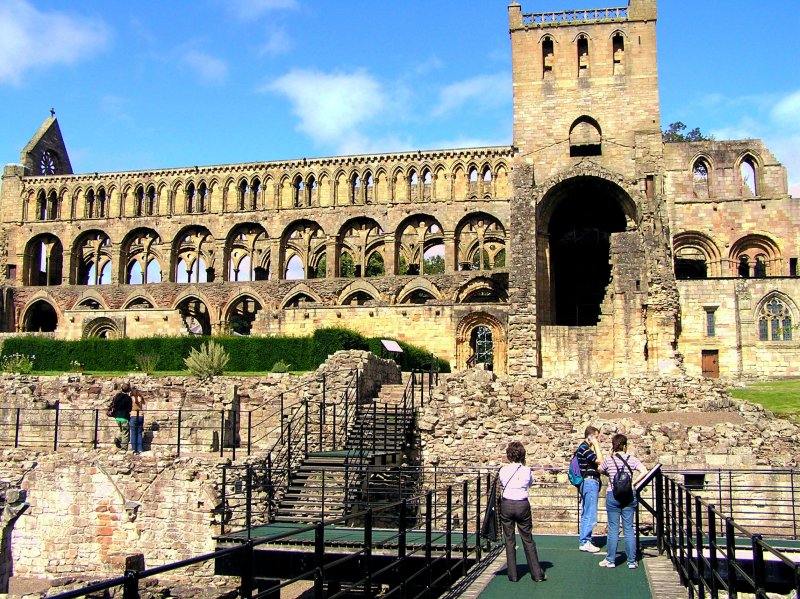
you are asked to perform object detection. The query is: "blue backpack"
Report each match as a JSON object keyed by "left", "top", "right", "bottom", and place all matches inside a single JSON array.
[{"left": 568, "top": 451, "right": 583, "bottom": 487}]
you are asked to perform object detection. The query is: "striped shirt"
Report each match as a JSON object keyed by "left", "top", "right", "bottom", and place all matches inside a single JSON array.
[
  {"left": 600, "top": 453, "right": 644, "bottom": 493},
  {"left": 576, "top": 441, "right": 599, "bottom": 478}
]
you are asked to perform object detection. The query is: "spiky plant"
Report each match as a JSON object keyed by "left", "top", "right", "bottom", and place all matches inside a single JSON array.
[{"left": 184, "top": 340, "right": 230, "bottom": 378}]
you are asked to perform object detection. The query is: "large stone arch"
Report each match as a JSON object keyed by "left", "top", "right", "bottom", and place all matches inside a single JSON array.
[
  {"left": 173, "top": 292, "right": 214, "bottom": 335},
  {"left": 673, "top": 231, "right": 723, "bottom": 279},
  {"left": 223, "top": 292, "right": 265, "bottom": 335},
  {"left": 23, "top": 233, "right": 64, "bottom": 286},
  {"left": 536, "top": 172, "right": 638, "bottom": 326},
  {"left": 21, "top": 297, "right": 60, "bottom": 333}
]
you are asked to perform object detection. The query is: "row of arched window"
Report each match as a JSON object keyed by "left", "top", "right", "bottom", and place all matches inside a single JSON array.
[
  {"left": 690, "top": 153, "right": 761, "bottom": 199},
  {"left": 540, "top": 31, "right": 627, "bottom": 79},
  {"left": 25, "top": 161, "right": 511, "bottom": 222},
  {"left": 673, "top": 231, "right": 789, "bottom": 279},
  {"left": 23, "top": 213, "right": 508, "bottom": 287},
  {"left": 22, "top": 275, "right": 507, "bottom": 336}
]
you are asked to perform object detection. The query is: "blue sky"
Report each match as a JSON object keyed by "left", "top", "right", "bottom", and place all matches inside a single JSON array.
[{"left": 1, "top": 0, "right": 798, "bottom": 196}]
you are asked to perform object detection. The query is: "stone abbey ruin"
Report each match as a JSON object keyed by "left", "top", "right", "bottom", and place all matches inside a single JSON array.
[
  {"left": 2, "top": 0, "right": 799, "bottom": 380},
  {"left": 2, "top": 1, "right": 800, "bottom": 596}
]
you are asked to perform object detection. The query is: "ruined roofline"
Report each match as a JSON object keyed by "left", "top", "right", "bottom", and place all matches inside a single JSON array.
[{"left": 13, "top": 144, "right": 514, "bottom": 183}]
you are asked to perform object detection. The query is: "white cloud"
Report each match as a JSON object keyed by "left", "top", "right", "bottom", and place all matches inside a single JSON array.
[
  {"left": 0, "top": 0, "right": 109, "bottom": 85},
  {"left": 772, "top": 90, "right": 800, "bottom": 130},
  {"left": 222, "top": 0, "right": 297, "bottom": 19},
  {"left": 265, "top": 69, "right": 385, "bottom": 147},
  {"left": 432, "top": 73, "right": 512, "bottom": 118},
  {"left": 259, "top": 28, "right": 292, "bottom": 57},
  {"left": 183, "top": 50, "right": 228, "bottom": 84}
]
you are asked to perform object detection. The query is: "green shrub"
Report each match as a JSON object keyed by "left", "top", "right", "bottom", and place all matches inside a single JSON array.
[
  {"left": 0, "top": 353, "right": 36, "bottom": 374},
  {"left": 270, "top": 360, "right": 292, "bottom": 373},
  {"left": 184, "top": 340, "right": 230, "bottom": 378},
  {"left": 135, "top": 353, "right": 160, "bottom": 374},
  {"left": 312, "top": 328, "right": 369, "bottom": 364},
  {"left": 0, "top": 330, "right": 450, "bottom": 374}
]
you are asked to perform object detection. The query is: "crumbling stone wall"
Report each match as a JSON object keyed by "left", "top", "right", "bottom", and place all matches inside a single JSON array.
[
  {"left": 0, "top": 350, "right": 400, "bottom": 587},
  {"left": 419, "top": 368, "right": 797, "bottom": 473},
  {"left": 0, "top": 350, "right": 400, "bottom": 454},
  {"left": 0, "top": 449, "right": 222, "bottom": 580}
]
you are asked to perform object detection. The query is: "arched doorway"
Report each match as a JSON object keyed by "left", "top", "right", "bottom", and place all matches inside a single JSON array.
[
  {"left": 23, "top": 300, "right": 58, "bottom": 332},
  {"left": 538, "top": 176, "right": 635, "bottom": 326},
  {"left": 470, "top": 325, "right": 494, "bottom": 369},
  {"left": 456, "top": 312, "right": 507, "bottom": 373}
]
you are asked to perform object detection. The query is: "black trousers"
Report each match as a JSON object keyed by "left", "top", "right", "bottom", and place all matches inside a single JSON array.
[{"left": 500, "top": 498, "right": 545, "bottom": 581}]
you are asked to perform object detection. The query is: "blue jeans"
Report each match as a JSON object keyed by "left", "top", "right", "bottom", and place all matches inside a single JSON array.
[
  {"left": 605, "top": 493, "right": 638, "bottom": 565},
  {"left": 579, "top": 478, "right": 600, "bottom": 545},
  {"left": 129, "top": 415, "right": 145, "bottom": 453}
]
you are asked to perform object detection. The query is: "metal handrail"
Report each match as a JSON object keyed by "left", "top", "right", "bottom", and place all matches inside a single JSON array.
[
  {"left": 50, "top": 475, "right": 487, "bottom": 599},
  {"left": 657, "top": 472, "right": 800, "bottom": 599}
]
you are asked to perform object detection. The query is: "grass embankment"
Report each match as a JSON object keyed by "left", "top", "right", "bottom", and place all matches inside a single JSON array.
[{"left": 729, "top": 379, "right": 800, "bottom": 423}]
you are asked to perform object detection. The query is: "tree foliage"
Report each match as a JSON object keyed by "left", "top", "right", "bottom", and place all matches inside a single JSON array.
[{"left": 662, "top": 121, "right": 713, "bottom": 143}]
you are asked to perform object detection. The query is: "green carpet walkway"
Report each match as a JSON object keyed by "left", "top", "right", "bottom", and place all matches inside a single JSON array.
[{"left": 477, "top": 535, "right": 652, "bottom": 599}]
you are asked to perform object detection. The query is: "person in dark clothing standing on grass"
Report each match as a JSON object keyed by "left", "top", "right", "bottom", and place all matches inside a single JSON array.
[
  {"left": 577, "top": 425, "right": 603, "bottom": 553},
  {"left": 111, "top": 383, "right": 133, "bottom": 452}
]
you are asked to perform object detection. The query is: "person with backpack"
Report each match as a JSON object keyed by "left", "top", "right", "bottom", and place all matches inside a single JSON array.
[
  {"left": 598, "top": 433, "right": 648, "bottom": 569},
  {"left": 575, "top": 426, "right": 603, "bottom": 553}
]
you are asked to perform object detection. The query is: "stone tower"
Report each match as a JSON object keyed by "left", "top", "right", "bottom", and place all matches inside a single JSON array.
[{"left": 505, "top": 0, "right": 678, "bottom": 377}]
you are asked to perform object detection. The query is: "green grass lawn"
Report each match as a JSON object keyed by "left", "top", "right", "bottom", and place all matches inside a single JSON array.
[{"left": 729, "top": 379, "right": 800, "bottom": 422}]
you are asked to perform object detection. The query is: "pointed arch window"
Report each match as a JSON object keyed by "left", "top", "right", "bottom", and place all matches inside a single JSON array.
[
  {"left": 294, "top": 176, "right": 306, "bottom": 207},
  {"left": 197, "top": 182, "right": 208, "bottom": 212},
  {"left": 251, "top": 178, "right": 260, "bottom": 210},
  {"left": 468, "top": 167, "right": 479, "bottom": 198},
  {"left": 351, "top": 174, "right": 361, "bottom": 204},
  {"left": 134, "top": 186, "right": 144, "bottom": 216},
  {"left": 758, "top": 297, "right": 792, "bottom": 341},
  {"left": 577, "top": 35, "right": 589, "bottom": 76},
  {"left": 308, "top": 176, "right": 317, "bottom": 206},
  {"left": 422, "top": 169, "right": 432, "bottom": 200},
  {"left": 186, "top": 183, "right": 196, "bottom": 213},
  {"left": 357, "top": 172, "right": 371, "bottom": 204},
  {"left": 239, "top": 181, "right": 249, "bottom": 210},
  {"left": 740, "top": 156, "right": 758, "bottom": 196},
  {"left": 145, "top": 186, "right": 156, "bottom": 216},
  {"left": 409, "top": 170, "right": 419, "bottom": 201},
  {"left": 612, "top": 33, "right": 625, "bottom": 75},
  {"left": 542, "top": 37, "right": 554, "bottom": 78},
  {"left": 86, "top": 190, "right": 96, "bottom": 218},
  {"left": 692, "top": 159, "right": 711, "bottom": 199},
  {"left": 97, "top": 188, "right": 107, "bottom": 218},
  {"left": 48, "top": 191, "right": 58, "bottom": 220}
]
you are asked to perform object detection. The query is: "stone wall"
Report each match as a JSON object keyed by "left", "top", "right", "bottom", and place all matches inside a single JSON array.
[
  {"left": 418, "top": 368, "right": 799, "bottom": 534},
  {"left": 0, "top": 350, "right": 400, "bottom": 454},
  {"left": 0, "top": 350, "right": 400, "bottom": 589},
  {"left": 419, "top": 368, "right": 798, "bottom": 473},
  {"left": 0, "top": 449, "right": 223, "bottom": 581}
]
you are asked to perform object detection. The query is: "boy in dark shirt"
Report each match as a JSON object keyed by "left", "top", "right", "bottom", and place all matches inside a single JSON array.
[{"left": 577, "top": 425, "right": 603, "bottom": 552}]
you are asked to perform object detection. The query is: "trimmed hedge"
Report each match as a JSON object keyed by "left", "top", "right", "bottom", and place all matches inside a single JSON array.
[{"left": 2, "top": 328, "right": 450, "bottom": 373}]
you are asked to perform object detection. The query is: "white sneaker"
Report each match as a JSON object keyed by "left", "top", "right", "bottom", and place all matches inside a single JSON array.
[
  {"left": 599, "top": 559, "right": 615, "bottom": 568},
  {"left": 628, "top": 562, "right": 638, "bottom": 569},
  {"left": 580, "top": 542, "right": 601, "bottom": 553}
]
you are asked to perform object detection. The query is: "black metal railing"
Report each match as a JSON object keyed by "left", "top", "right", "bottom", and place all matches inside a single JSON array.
[
  {"left": 655, "top": 471, "right": 800, "bottom": 599},
  {"left": 50, "top": 475, "right": 487, "bottom": 599},
  {"left": 0, "top": 368, "right": 361, "bottom": 458}
]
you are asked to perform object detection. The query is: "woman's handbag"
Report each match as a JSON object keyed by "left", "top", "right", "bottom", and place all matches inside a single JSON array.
[{"left": 480, "top": 475, "right": 500, "bottom": 542}]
